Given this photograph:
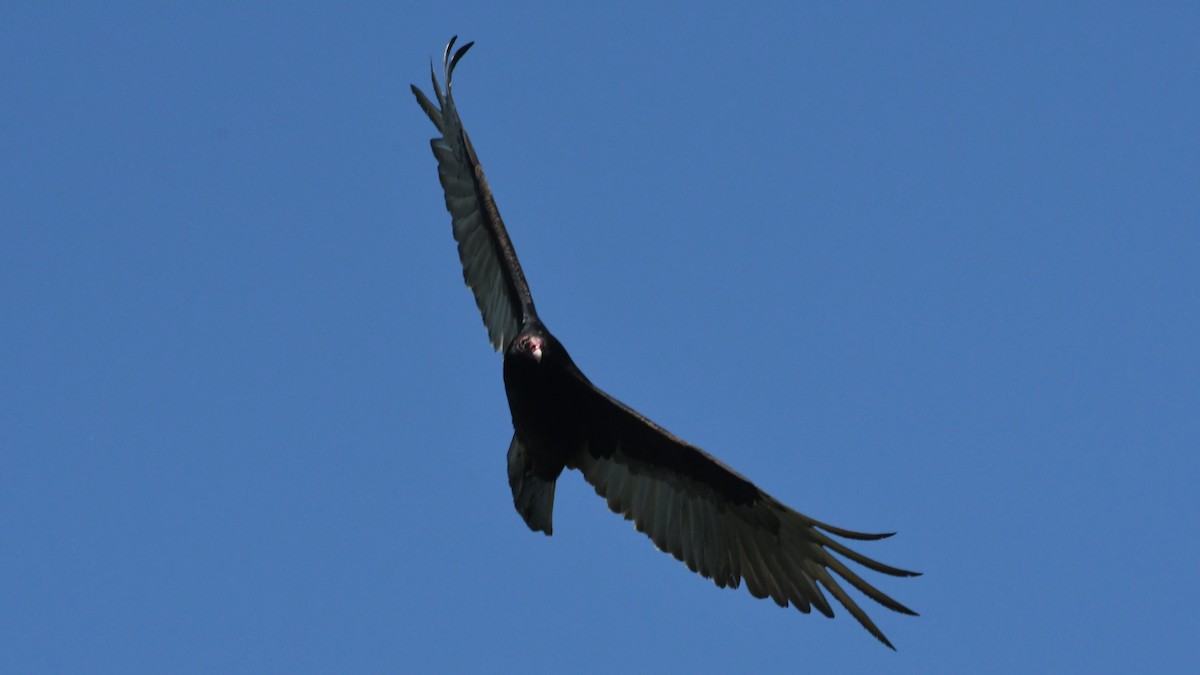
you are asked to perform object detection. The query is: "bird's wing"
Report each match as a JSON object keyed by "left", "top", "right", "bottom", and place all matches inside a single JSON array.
[
  {"left": 412, "top": 37, "right": 537, "bottom": 351},
  {"left": 568, "top": 380, "right": 920, "bottom": 649}
]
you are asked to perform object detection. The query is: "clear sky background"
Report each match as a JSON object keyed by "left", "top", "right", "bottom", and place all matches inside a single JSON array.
[{"left": 3, "top": 3, "right": 1197, "bottom": 673}]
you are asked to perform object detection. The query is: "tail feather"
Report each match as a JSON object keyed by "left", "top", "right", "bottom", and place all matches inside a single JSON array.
[{"left": 507, "top": 435, "right": 556, "bottom": 535}]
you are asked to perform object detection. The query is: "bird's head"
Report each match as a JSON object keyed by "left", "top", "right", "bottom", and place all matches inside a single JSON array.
[{"left": 515, "top": 334, "right": 544, "bottom": 363}]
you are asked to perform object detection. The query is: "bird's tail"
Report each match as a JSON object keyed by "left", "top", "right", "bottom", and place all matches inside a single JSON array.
[{"left": 507, "top": 434, "right": 556, "bottom": 535}]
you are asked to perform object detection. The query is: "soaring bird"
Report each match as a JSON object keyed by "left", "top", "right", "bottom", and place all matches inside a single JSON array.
[{"left": 412, "top": 37, "right": 919, "bottom": 649}]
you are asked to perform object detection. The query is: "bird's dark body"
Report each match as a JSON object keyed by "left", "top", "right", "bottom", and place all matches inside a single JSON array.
[
  {"left": 413, "top": 36, "right": 919, "bottom": 649},
  {"left": 507, "top": 323, "right": 760, "bottom": 508},
  {"left": 503, "top": 326, "right": 585, "bottom": 480}
]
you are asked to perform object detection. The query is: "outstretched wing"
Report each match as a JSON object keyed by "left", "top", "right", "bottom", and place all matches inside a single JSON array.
[
  {"left": 412, "top": 37, "right": 537, "bottom": 351},
  {"left": 569, "top": 380, "right": 920, "bottom": 649}
]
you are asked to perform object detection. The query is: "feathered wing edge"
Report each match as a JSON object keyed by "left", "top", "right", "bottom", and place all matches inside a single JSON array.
[
  {"left": 570, "top": 387, "right": 920, "bottom": 649},
  {"left": 412, "top": 37, "right": 537, "bottom": 351}
]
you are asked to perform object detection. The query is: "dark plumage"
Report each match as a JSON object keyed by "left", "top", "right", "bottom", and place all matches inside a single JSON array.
[{"left": 412, "top": 37, "right": 919, "bottom": 649}]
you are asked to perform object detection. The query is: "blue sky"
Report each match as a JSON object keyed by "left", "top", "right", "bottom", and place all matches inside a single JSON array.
[{"left": 3, "top": 2, "right": 1197, "bottom": 673}]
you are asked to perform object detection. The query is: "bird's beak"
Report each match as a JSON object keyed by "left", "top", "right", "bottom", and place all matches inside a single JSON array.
[{"left": 532, "top": 346, "right": 543, "bottom": 361}]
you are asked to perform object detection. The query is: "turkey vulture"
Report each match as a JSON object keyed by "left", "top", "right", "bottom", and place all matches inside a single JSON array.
[{"left": 412, "top": 37, "right": 918, "bottom": 649}]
